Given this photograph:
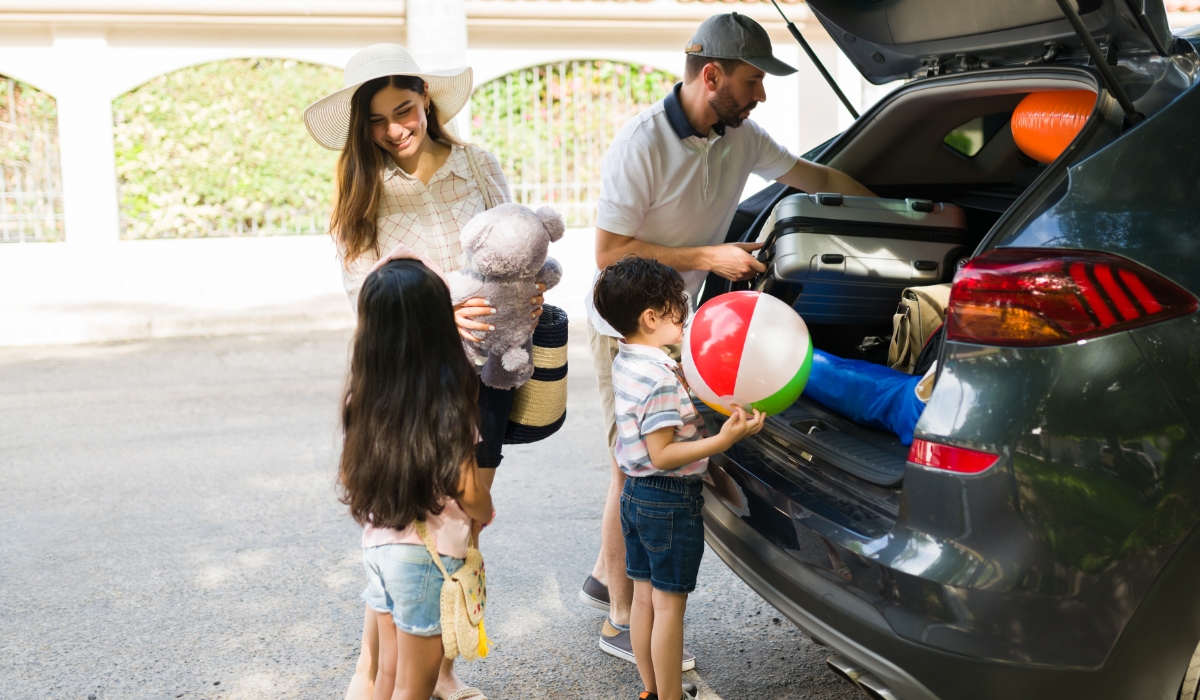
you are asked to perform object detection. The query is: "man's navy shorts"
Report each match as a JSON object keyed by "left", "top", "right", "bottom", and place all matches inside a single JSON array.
[{"left": 620, "top": 474, "right": 705, "bottom": 594}]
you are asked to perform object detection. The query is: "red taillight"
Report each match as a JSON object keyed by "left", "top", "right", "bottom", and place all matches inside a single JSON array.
[
  {"left": 946, "top": 249, "right": 1197, "bottom": 346},
  {"left": 908, "top": 439, "right": 998, "bottom": 474}
]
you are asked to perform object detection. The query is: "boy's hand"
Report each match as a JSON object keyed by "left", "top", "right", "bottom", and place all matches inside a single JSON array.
[{"left": 718, "top": 406, "right": 766, "bottom": 446}]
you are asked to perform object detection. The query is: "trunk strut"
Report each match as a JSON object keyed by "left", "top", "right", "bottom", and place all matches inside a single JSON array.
[
  {"left": 1053, "top": 0, "right": 1145, "bottom": 129},
  {"left": 769, "top": 0, "right": 860, "bottom": 120}
]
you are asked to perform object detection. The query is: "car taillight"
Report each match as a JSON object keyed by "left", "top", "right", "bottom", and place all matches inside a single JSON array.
[
  {"left": 946, "top": 248, "right": 1197, "bottom": 346},
  {"left": 908, "top": 439, "right": 998, "bottom": 474}
]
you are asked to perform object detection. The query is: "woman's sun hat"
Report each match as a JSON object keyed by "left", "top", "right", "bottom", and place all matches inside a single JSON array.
[{"left": 304, "top": 43, "right": 473, "bottom": 151}]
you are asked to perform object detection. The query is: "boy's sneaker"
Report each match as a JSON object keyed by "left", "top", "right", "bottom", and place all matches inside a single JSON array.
[
  {"left": 636, "top": 684, "right": 698, "bottom": 700},
  {"left": 599, "top": 619, "right": 696, "bottom": 671},
  {"left": 578, "top": 575, "right": 610, "bottom": 612}
]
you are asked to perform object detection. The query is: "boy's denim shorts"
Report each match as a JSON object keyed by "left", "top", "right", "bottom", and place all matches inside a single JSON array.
[
  {"left": 362, "top": 544, "right": 464, "bottom": 636},
  {"left": 620, "top": 474, "right": 705, "bottom": 594}
]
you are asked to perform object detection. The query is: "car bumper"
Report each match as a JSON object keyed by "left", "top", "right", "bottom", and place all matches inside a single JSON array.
[{"left": 702, "top": 482, "right": 945, "bottom": 700}]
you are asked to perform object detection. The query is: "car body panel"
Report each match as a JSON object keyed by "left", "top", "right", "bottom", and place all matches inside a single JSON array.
[{"left": 704, "top": 472, "right": 1200, "bottom": 700}]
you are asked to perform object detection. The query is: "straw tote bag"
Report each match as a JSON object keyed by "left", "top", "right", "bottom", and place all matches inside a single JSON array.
[
  {"left": 415, "top": 520, "right": 491, "bottom": 660},
  {"left": 463, "top": 146, "right": 568, "bottom": 445}
]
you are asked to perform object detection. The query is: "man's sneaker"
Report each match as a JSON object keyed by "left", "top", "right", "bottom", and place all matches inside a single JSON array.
[
  {"left": 578, "top": 575, "right": 610, "bottom": 612},
  {"left": 599, "top": 619, "right": 696, "bottom": 672}
]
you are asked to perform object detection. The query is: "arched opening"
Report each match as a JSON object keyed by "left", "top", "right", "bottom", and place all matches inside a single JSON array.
[
  {"left": 0, "top": 75, "right": 63, "bottom": 243},
  {"left": 469, "top": 60, "right": 678, "bottom": 227},
  {"left": 112, "top": 58, "right": 342, "bottom": 239}
]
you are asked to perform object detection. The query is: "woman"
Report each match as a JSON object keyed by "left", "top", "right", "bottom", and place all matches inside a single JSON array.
[{"left": 305, "top": 44, "right": 541, "bottom": 700}]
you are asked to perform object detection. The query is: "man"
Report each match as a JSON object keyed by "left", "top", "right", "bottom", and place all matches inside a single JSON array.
[{"left": 579, "top": 12, "right": 874, "bottom": 669}]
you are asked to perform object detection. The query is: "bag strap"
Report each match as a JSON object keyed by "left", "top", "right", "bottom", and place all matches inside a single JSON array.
[
  {"left": 463, "top": 145, "right": 495, "bottom": 211},
  {"left": 414, "top": 520, "right": 453, "bottom": 579}
]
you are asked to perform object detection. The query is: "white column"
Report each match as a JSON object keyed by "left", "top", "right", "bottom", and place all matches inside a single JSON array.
[
  {"left": 53, "top": 32, "right": 121, "bottom": 245},
  {"left": 794, "top": 35, "right": 845, "bottom": 152},
  {"left": 406, "top": 0, "right": 472, "bottom": 140},
  {"left": 835, "top": 51, "right": 864, "bottom": 133}
]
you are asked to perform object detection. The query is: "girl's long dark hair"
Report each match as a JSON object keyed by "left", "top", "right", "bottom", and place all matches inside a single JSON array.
[
  {"left": 339, "top": 259, "right": 478, "bottom": 530},
  {"left": 331, "top": 75, "right": 464, "bottom": 265}
]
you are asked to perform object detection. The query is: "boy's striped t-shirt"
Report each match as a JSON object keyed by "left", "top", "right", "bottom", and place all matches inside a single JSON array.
[{"left": 611, "top": 342, "right": 708, "bottom": 478}]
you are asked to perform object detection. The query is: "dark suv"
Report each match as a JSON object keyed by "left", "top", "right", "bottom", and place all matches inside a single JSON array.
[{"left": 699, "top": 2, "right": 1200, "bottom": 699}]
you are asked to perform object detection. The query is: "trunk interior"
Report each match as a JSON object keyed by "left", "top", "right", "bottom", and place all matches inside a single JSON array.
[{"left": 744, "top": 69, "right": 1102, "bottom": 490}]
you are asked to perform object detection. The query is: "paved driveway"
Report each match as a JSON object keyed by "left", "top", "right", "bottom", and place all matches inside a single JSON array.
[{"left": 0, "top": 330, "right": 859, "bottom": 700}]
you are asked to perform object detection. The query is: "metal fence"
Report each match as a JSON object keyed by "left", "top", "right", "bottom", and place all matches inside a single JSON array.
[
  {"left": 0, "top": 76, "right": 64, "bottom": 243},
  {"left": 470, "top": 60, "right": 677, "bottom": 228},
  {"left": 203, "top": 208, "right": 328, "bottom": 237}
]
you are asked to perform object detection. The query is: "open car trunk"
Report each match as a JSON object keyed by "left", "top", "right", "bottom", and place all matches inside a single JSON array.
[{"left": 716, "top": 68, "right": 1107, "bottom": 488}]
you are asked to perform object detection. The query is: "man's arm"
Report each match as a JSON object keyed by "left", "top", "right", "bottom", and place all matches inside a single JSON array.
[
  {"left": 776, "top": 158, "right": 876, "bottom": 197},
  {"left": 595, "top": 228, "right": 766, "bottom": 282}
]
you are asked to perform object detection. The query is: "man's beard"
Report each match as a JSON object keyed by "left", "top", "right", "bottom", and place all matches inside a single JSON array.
[{"left": 709, "top": 85, "right": 757, "bottom": 129}]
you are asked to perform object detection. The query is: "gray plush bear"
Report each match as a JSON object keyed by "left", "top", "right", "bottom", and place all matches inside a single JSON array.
[{"left": 447, "top": 202, "right": 564, "bottom": 390}]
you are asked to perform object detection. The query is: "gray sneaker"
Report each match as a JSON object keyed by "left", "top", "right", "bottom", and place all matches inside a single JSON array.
[
  {"left": 598, "top": 619, "right": 696, "bottom": 672},
  {"left": 578, "top": 575, "right": 610, "bottom": 612}
]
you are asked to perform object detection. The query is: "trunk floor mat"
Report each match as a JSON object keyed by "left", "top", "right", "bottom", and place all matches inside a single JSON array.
[{"left": 769, "top": 397, "right": 909, "bottom": 486}]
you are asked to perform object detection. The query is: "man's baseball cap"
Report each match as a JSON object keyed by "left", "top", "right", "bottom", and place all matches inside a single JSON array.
[{"left": 684, "top": 13, "right": 797, "bottom": 76}]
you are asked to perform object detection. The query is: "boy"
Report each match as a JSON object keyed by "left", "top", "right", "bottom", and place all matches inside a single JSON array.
[{"left": 593, "top": 256, "right": 765, "bottom": 700}]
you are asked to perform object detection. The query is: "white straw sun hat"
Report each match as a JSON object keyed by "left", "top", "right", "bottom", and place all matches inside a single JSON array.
[{"left": 304, "top": 43, "right": 473, "bottom": 151}]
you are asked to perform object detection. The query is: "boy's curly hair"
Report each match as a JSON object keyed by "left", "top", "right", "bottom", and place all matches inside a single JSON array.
[{"left": 593, "top": 256, "right": 689, "bottom": 337}]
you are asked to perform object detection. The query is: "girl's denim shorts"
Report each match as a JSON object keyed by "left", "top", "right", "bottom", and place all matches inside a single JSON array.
[
  {"left": 362, "top": 544, "right": 464, "bottom": 636},
  {"left": 620, "top": 475, "right": 705, "bottom": 594}
]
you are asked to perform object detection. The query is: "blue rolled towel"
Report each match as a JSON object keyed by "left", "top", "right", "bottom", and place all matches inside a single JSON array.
[{"left": 801, "top": 349, "right": 925, "bottom": 445}]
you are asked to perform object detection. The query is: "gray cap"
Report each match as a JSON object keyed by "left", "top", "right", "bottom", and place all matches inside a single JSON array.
[{"left": 684, "top": 12, "right": 796, "bottom": 77}]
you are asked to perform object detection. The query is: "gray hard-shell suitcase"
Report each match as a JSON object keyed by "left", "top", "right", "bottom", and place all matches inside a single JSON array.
[{"left": 762, "top": 193, "right": 969, "bottom": 325}]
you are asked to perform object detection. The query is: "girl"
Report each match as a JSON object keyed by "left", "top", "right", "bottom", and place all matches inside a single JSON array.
[
  {"left": 340, "top": 258, "right": 494, "bottom": 700},
  {"left": 304, "top": 44, "right": 541, "bottom": 698}
]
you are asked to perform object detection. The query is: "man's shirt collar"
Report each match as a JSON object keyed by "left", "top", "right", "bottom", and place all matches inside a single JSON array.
[{"left": 664, "top": 82, "right": 725, "bottom": 140}]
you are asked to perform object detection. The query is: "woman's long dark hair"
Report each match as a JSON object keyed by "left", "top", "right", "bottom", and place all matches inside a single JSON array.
[
  {"left": 331, "top": 75, "right": 464, "bottom": 265},
  {"left": 338, "top": 259, "right": 478, "bottom": 530}
]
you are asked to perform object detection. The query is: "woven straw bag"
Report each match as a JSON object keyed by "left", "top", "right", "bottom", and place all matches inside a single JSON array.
[
  {"left": 414, "top": 520, "right": 490, "bottom": 660},
  {"left": 504, "top": 303, "right": 568, "bottom": 444}
]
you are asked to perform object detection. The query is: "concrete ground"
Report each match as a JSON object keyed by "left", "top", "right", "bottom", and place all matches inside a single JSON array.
[{"left": 0, "top": 329, "right": 861, "bottom": 700}]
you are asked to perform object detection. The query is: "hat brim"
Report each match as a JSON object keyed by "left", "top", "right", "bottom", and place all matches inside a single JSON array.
[
  {"left": 303, "top": 66, "right": 473, "bottom": 151},
  {"left": 744, "top": 55, "right": 797, "bottom": 77}
]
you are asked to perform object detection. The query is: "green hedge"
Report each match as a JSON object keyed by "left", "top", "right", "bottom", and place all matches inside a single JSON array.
[{"left": 113, "top": 58, "right": 342, "bottom": 239}]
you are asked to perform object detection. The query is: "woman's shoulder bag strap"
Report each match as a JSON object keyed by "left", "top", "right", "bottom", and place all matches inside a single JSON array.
[{"left": 463, "top": 145, "right": 495, "bottom": 211}]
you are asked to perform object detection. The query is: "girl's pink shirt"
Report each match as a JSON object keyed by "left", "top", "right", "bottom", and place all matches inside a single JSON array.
[{"left": 362, "top": 498, "right": 471, "bottom": 559}]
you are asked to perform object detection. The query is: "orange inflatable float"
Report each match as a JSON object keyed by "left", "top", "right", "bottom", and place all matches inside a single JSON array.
[{"left": 1010, "top": 90, "right": 1097, "bottom": 164}]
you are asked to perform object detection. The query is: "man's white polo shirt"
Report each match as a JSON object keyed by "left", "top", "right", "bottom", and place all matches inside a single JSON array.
[{"left": 585, "top": 83, "right": 797, "bottom": 337}]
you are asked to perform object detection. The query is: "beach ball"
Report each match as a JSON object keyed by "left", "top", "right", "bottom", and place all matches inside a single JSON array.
[{"left": 682, "top": 291, "right": 812, "bottom": 416}]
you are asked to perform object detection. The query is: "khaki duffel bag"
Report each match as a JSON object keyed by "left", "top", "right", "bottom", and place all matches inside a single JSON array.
[{"left": 888, "top": 283, "right": 951, "bottom": 374}]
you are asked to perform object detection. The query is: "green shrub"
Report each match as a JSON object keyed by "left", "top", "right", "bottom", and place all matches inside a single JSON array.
[{"left": 113, "top": 58, "right": 341, "bottom": 239}]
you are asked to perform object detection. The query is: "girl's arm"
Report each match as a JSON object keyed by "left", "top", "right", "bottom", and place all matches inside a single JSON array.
[{"left": 455, "top": 455, "right": 494, "bottom": 525}]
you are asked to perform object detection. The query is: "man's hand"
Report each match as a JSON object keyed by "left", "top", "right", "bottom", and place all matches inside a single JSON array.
[{"left": 705, "top": 242, "right": 767, "bottom": 282}]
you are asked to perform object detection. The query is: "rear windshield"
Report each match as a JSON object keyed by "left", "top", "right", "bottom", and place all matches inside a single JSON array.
[{"left": 943, "top": 112, "right": 1010, "bottom": 157}]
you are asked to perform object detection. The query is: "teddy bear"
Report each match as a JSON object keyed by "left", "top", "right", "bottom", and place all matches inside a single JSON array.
[{"left": 447, "top": 203, "right": 565, "bottom": 390}]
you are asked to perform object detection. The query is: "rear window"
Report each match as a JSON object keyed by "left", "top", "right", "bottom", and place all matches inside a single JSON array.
[{"left": 943, "top": 112, "right": 1010, "bottom": 157}]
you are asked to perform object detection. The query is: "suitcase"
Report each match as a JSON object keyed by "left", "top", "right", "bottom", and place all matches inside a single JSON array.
[{"left": 762, "top": 193, "right": 969, "bottom": 325}]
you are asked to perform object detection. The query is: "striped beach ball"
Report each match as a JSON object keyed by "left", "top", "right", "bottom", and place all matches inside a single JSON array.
[{"left": 682, "top": 291, "right": 813, "bottom": 416}]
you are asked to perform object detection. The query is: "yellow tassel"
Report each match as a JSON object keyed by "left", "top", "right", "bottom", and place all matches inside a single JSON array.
[{"left": 477, "top": 620, "right": 492, "bottom": 658}]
